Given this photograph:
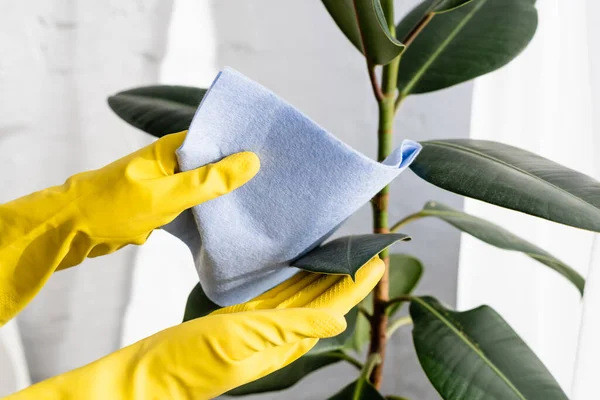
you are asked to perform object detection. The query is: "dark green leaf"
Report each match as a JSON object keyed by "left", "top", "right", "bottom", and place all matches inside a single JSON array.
[
  {"left": 328, "top": 378, "right": 386, "bottom": 400},
  {"left": 227, "top": 352, "right": 343, "bottom": 396},
  {"left": 396, "top": 0, "right": 537, "bottom": 94},
  {"left": 410, "top": 296, "right": 568, "bottom": 400},
  {"left": 182, "top": 282, "right": 220, "bottom": 322},
  {"left": 310, "top": 307, "right": 359, "bottom": 354},
  {"left": 108, "top": 85, "right": 206, "bottom": 138},
  {"left": 322, "top": 0, "right": 405, "bottom": 65},
  {"left": 410, "top": 139, "right": 600, "bottom": 233},
  {"left": 432, "top": 0, "right": 475, "bottom": 13},
  {"left": 387, "top": 254, "right": 423, "bottom": 316},
  {"left": 293, "top": 234, "right": 410, "bottom": 278},
  {"left": 417, "top": 201, "right": 584, "bottom": 295}
]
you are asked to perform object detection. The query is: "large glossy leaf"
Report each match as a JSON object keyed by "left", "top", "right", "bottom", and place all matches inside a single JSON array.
[
  {"left": 417, "top": 201, "right": 584, "bottom": 295},
  {"left": 322, "top": 0, "right": 405, "bottom": 65},
  {"left": 293, "top": 234, "right": 410, "bottom": 278},
  {"left": 347, "top": 254, "right": 422, "bottom": 352},
  {"left": 410, "top": 140, "right": 600, "bottom": 233},
  {"left": 432, "top": 0, "right": 474, "bottom": 13},
  {"left": 328, "top": 378, "right": 386, "bottom": 399},
  {"left": 108, "top": 85, "right": 206, "bottom": 138},
  {"left": 410, "top": 296, "right": 568, "bottom": 400},
  {"left": 227, "top": 352, "right": 343, "bottom": 396},
  {"left": 396, "top": 0, "right": 537, "bottom": 95},
  {"left": 182, "top": 282, "right": 220, "bottom": 322}
]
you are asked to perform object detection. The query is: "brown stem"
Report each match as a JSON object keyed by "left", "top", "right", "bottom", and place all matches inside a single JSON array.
[
  {"left": 368, "top": 63, "right": 384, "bottom": 102},
  {"left": 402, "top": 12, "right": 434, "bottom": 46},
  {"left": 370, "top": 94, "right": 395, "bottom": 389},
  {"left": 368, "top": 248, "right": 390, "bottom": 388},
  {"left": 367, "top": 0, "right": 400, "bottom": 389},
  {"left": 393, "top": 12, "right": 435, "bottom": 112}
]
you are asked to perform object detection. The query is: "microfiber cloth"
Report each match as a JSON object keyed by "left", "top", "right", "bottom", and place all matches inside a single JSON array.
[{"left": 163, "top": 67, "right": 421, "bottom": 306}]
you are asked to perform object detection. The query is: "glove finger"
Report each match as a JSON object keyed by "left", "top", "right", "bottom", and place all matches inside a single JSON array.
[
  {"left": 217, "top": 257, "right": 383, "bottom": 315},
  {"left": 156, "top": 151, "right": 260, "bottom": 213},
  {"left": 197, "top": 308, "right": 346, "bottom": 362},
  {"left": 216, "top": 271, "right": 323, "bottom": 314},
  {"left": 277, "top": 256, "right": 384, "bottom": 313}
]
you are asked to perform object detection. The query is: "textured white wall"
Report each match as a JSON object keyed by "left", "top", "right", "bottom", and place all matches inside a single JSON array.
[{"left": 0, "top": 0, "right": 173, "bottom": 393}]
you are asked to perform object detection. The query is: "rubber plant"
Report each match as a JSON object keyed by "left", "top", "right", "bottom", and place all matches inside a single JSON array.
[{"left": 108, "top": 0, "right": 592, "bottom": 398}]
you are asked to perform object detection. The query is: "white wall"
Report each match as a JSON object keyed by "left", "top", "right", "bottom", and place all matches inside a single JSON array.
[{"left": 0, "top": 0, "right": 173, "bottom": 392}]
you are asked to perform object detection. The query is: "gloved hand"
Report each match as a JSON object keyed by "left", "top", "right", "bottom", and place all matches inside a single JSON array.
[
  {"left": 0, "top": 131, "right": 259, "bottom": 325},
  {"left": 6, "top": 257, "right": 384, "bottom": 400}
]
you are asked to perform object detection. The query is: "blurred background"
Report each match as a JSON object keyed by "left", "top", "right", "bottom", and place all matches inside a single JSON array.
[{"left": 0, "top": 0, "right": 598, "bottom": 399}]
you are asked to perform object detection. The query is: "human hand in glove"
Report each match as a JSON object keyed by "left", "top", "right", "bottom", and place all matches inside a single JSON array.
[
  {"left": 6, "top": 258, "right": 384, "bottom": 400},
  {"left": 0, "top": 131, "right": 259, "bottom": 324}
]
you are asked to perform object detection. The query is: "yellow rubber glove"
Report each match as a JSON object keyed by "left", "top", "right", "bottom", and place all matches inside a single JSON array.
[
  {"left": 6, "top": 258, "right": 384, "bottom": 400},
  {"left": 0, "top": 131, "right": 259, "bottom": 325}
]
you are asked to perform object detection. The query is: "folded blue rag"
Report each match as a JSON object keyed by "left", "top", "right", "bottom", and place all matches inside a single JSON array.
[{"left": 164, "top": 68, "right": 421, "bottom": 306}]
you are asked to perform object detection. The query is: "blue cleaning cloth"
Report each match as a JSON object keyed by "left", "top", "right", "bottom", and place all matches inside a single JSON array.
[{"left": 164, "top": 68, "right": 421, "bottom": 306}]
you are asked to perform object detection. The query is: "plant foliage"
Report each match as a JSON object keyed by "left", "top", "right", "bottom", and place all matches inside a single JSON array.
[{"left": 107, "top": 0, "right": 590, "bottom": 398}]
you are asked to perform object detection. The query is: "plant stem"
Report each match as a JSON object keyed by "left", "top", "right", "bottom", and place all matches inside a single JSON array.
[
  {"left": 358, "top": 305, "right": 372, "bottom": 319},
  {"left": 361, "top": 353, "right": 383, "bottom": 381},
  {"left": 402, "top": 12, "right": 434, "bottom": 47},
  {"left": 386, "top": 316, "right": 413, "bottom": 339},
  {"left": 369, "top": 0, "right": 399, "bottom": 389},
  {"left": 386, "top": 295, "right": 414, "bottom": 308},
  {"left": 394, "top": 11, "right": 435, "bottom": 112},
  {"left": 368, "top": 63, "right": 384, "bottom": 102},
  {"left": 389, "top": 211, "right": 424, "bottom": 232},
  {"left": 328, "top": 351, "right": 364, "bottom": 370}
]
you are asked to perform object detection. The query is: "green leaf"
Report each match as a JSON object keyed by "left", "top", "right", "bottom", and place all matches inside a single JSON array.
[
  {"left": 182, "top": 282, "right": 220, "bottom": 322},
  {"left": 432, "top": 0, "right": 475, "bottom": 13},
  {"left": 108, "top": 85, "right": 206, "bottom": 138},
  {"left": 417, "top": 201, "right": 584, "bottom": 295},
  {"left": 410, "top": 296, "right": 568, "bottom": 400},
  {"left": 227, "top": 352, "right": 344, "bottom": 396},
  {"left": 293, "top": 234, "right": 410, "bottom": 278},
  {"left": 328, "top": 378, "right": 386, "bottom": 400},
  {"left": 410, "top": 139, "right": 600, "bottom": 233},
  {"left": 396, "top": 0, "right": 537, "bottom": 95},
  {"left": 310, "top": 307, "right": 359, "bottom": 354},
  {"left": 387, "top": 254, "right": 423, "bottom": 316},
  {"left": 322, "top": 0, "right": 405, "bottom": 65}
]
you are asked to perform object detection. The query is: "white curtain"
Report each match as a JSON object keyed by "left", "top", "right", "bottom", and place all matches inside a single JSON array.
[{"left": 458, "top": 0, "right": 600, "bottom": 397}]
